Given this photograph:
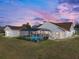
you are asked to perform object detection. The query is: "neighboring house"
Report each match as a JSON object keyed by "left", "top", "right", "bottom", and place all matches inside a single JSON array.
[
  {"left": 39, "top": 22, "right": 75, "bottom": 39},
  {"left": 4, "top": 25, "right": 21, "bottom": 37},
  {"left": 4, "top": 23, "right": 31, "bottom": 37},
  {"left": 4, "top": 22, "right": 75, "bottom": 40},
  {"left": 4, "top": 25, "right": 48, "bottom": 38}
]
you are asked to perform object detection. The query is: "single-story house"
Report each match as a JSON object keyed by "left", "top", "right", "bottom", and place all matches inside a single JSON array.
[
  {"left": 38, "top": 22, "right": 75, "bottom": 39},
  {"left": 4, "top": 25, "right": 22, "bottom": 37},
  {"left": 4, "top": 25, "right": 49, "bottom": 38},
  {"left": 4, "top": 22, "right": 75, "bottom": 40}
]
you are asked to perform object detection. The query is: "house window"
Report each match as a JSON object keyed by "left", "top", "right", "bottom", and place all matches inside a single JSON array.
[
  {"left": 55, "top": 32, "right": 60, "bottom": 38},
  {"left": 37, "top": 31, "right": 41, "bottom": 34},
  {"left": 45, "top": 31, "right": 49, "bottom": 34},
  {"left": 56, "top": 32, "right": 59, "bottom": 35}
]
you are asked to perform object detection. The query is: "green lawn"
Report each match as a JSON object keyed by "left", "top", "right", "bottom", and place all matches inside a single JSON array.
[{"left": 0, "top": 36, "right": 79, "bottom": 59}]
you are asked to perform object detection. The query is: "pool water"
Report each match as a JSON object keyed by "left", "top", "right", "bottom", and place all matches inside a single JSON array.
[{"left": 31, "top": 35, "right": 44, "bottom": 42}]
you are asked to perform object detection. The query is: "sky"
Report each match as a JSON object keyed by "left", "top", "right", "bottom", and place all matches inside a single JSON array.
[{"left": 0, "top": 0, "right": 79, "bottom": 26}]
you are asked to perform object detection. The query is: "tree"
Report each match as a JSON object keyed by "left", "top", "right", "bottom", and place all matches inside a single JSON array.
[
  {"left": 22, "top": 23, "right": 32, "bottom": 36},
  {"left": 26, "top": 23, "right": 31, "bottom": 29},
  {"left": 74, "top": 23, "right": 79, "bottom": 35},
  {"left": 22, "top": 22, "right": 31, "bottom": 29},
  {"left": 74, "top": 23, "right": 79, "bottom": 28},
  {"left": 0, "top": 26, "right": 5, "bottom": 33}
]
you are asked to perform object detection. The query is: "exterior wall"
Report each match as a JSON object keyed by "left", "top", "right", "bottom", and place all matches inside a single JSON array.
[
  {"left": 65, "top": 24, "right": 75, "bottom": 38},
  {"left": 5, "top": 30, "right": 20, "bottom": 37},
  {"left": 48, "top": 31, "right": 74, "bottom": 40},
  {"left": 4, "top": 27, "right": 20, "bottom": 37},
  {"left": 48, "top": 30, "right": 75, "bottom": 40},
  {"left": 20, "top": 31, "right": 29, "bottom": 36},
  {"left": 65, "top": 30, "right": 75, "bottom": 38},
  {"left": 58, "top": 32, "right": 66, "bottom": 39},
  {"left": 49, "top": 32, "right": 66, "bottom": 40},
  {"left": 70, "top": 24, "right": 75, "bottom": 34}
]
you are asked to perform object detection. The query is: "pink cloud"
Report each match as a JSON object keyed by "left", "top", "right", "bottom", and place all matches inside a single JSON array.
[
  {"left": 57, "top": 3, "right": 79, "bottom": 23},
  {"left": 29, "top": 8, "right": 62, "bottom": 23}
]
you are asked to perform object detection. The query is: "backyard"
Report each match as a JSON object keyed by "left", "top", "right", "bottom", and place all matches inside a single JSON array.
[{"left": 0, "top": 35, "right": 79, "bottom": 59}]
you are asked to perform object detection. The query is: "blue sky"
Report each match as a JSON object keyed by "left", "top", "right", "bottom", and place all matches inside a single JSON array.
[{"left": 0, "top": 0, "right": 79, "bottom": 26}]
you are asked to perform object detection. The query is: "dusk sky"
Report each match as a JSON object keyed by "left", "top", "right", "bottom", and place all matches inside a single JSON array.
[{"left": 0, "top": 0, "right": 79, "bottom": 26}]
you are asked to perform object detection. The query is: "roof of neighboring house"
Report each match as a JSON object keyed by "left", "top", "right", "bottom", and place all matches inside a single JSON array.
[
  {"left": 5, "top": 23, "right": 31, "bottom": 30},
  {"left": 5, "top": 25, "right": 22, "bottom": 30},
  {"left": 52, "top": 22, "right": 73, "bottom": 31},
  {"left": 5, "top": 25, "right": 40, "bottom": 31}
]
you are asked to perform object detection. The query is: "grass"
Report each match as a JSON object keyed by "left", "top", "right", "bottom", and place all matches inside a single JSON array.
[{"left": 0, "top": 36, "right": 79, "bottom": 59}]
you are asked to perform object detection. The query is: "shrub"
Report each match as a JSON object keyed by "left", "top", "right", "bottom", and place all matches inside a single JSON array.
[{"left": 16, "top": 36, "right": 31, "bottom": 41}]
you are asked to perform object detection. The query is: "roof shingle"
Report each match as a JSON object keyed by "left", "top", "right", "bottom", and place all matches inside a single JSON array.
[{"left": 51, "top": 22, "right": 73, "bottom": 31}]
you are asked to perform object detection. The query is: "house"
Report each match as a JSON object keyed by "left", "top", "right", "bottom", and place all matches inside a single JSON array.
[
  {"left": 4, "top": 23, "right": 32, "bottom": 37},
  {"left": 4, "top": 22, "right": 75, "bottom": 40},
  {"left": 38, "top": 22, "right": 75, "bottom": 39},
  {"left": 4, "top": 25, "right": 49, "bottom": 38},
  {"left": 4, "top": 25, "right": 22, "bottom": 37}
]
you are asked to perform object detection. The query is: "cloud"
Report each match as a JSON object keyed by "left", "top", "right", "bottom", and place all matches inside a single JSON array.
[
  {"left": 56, "top": 1, "right": 79, "bottom": 23},
  {"left": 73, "top": 7, "right": 79, "bottom": 12},
  {"left": 0, "top": 0, "right": 79, "bottom": 25},
  {"left": 59, "top": 0, "right": 79, "bottom": 4}
]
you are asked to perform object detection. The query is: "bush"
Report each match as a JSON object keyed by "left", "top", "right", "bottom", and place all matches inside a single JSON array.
[{"left": 16, "top": 36, "right": 31, "bottom": 41}]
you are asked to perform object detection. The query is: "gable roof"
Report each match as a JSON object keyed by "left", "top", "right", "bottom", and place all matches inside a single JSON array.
[
  {"left": 39, "top": 22, "right": 64, "bottom": 32},
  {"left": 5, "top": 25, "right": 22, "bottom": 30},
  {"left": 39, "top": 22, "right": 73, "bottom": 31},
  {"left": 51, "top": 22, "right": 73, "bottom": 31}
]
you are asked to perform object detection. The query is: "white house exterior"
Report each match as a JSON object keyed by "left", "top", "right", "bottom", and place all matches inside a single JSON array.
[
  {"left": 20, "top": 31, "right": 29, "bottom": 36},
  {"left": 4, "top": 22, "right": 75, "bottom": 40},
  {"left": 4, "top": 26, "right": 21, "bottom": 37},
  {"left": 39, "top": 22, "right": 75, "bottom": 39},
  {"left": 4, "top": 25, "right": 43, "bottom": 37}
]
